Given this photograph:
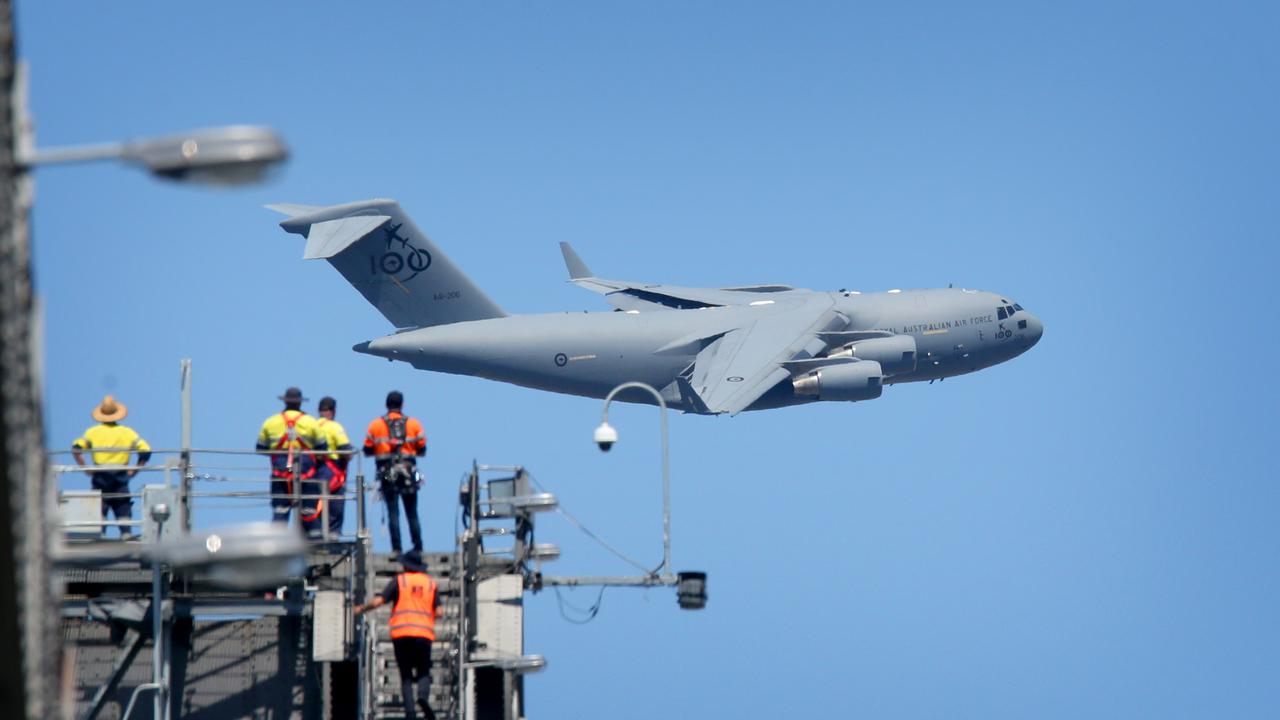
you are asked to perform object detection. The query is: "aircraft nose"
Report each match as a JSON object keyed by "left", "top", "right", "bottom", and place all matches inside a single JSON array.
[{"left": 1023, "top": 313, "right": 1043, "bottom": 348}]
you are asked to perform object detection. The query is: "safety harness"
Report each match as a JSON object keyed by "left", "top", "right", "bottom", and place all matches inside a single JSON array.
[
  {"left": 318, "top": 418, "right": 347, "bottom": 493},
  {"left": 272, "top": 412, "right": 323, "bottom": 522}
]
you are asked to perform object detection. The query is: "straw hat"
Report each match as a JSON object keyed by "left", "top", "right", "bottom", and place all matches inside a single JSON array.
[{"left": 92, "top": 395, "right": 128, "bottom": 423}]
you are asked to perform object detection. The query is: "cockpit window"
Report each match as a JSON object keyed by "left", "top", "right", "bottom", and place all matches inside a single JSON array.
[
  {"left": 1013, "top": 303, "right": 1023, "bottom": 311},
  {"left": 997, "top": 306, "right": 1008, "bottom": 320}
]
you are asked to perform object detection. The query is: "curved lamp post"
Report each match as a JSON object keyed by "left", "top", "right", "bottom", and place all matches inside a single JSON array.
[{"left": 593, "top": 382, "right": 671, "bottom": 578}]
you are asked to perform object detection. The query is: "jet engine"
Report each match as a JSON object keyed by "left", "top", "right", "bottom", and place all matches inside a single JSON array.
[
  {"left": 826, "top": 334, "right": 917, "bottom": 375},
  {"left": 792, "top": 360, "right": 884, "bottom": 402}
]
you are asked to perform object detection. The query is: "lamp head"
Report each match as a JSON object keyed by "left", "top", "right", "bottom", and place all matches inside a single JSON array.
[
  {"left": 123, "top": 125, "right": 288, "bottom": 186},
  {"left": 593, "top": 422, "right": 618, "bottom": 452}
]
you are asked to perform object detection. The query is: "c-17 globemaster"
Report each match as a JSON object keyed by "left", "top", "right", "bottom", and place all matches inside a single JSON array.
[{"left": 269, "top": 199, "right": 1043, "bottom": 415}]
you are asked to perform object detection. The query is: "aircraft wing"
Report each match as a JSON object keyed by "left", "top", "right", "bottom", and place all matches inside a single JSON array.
[
  {"left": 682, "top": 296, "right": 848, "bottom": 415},
  {"left": 559, "top": 242, "right": 802, "bottom": 311}
]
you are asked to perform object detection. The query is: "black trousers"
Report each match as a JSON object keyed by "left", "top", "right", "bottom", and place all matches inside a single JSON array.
[
  {"left": 393, "top": 636, "right": 434, "bottom": 720},
  {"left": 91, "top": 471, "right": 132, "bottom": 537},
  {"left": 270, "top": 477, "right": 326, "bottom": 537},
  {"left": 315, "top": 466, "right": 346, "bottom": 536},
  {"left": 382, "top": 482, "right": 422, "bottom": 553}
]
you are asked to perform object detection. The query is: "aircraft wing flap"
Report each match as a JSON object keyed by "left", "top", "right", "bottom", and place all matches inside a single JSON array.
[
  {"left": 689, "top": 297, "right": 848, "bottom": 415},
  {"left": 689, "top": 329, "right": 747, "bottom": 393},
  {"left": 674, "top": 374, "right": 712, "bottom": 415},
  {"left": 711, "top": 366, "right": 791, "bottom": 416}
]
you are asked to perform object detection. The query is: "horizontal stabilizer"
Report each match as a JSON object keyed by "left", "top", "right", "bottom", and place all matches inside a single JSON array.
[
  {"left": 301, "top": 215, "right": 391, "bottom": 260},
  {"left": 264, "top": 202, "right": 324, "bottom": 219}
]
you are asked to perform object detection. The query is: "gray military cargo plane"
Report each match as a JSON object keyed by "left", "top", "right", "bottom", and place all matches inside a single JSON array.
[{"left": 269, "top": 199, "right": 1042, "bottom": 415}]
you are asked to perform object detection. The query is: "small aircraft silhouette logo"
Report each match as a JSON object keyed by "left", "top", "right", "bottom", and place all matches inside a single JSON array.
[{"left": 377, "top": 222, "right": 432, "bottom": 281}]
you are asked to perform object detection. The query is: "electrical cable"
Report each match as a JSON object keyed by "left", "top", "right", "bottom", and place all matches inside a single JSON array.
[
  {"left": 527, "top": 472, "right": 654, "bottom": 574},
  {"left": 552, "top": 585, "right": 605, "bottom": 624}
]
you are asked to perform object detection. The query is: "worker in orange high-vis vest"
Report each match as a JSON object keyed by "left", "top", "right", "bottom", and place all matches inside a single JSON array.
[
  {"left": 256, "top": 387, "right": 328, "bottom": 536},
  {"left": 355, "top": 550, "right": 439, "bottom": 720},
  {"left": 363, "top": 390, "right": 427, "bottom": 555}
]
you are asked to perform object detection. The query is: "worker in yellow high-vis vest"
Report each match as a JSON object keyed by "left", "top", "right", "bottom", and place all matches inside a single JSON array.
[
  {"left": 255, "top": 387, "right": 328, "bottom": 536},
  {"left": 72, "top": 395, "right": 151, "bottom": 540}
]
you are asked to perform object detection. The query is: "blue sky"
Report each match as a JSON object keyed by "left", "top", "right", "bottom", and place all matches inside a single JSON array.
[{"left": 20, "top": 1, "right": 1279, "bottom": 717}]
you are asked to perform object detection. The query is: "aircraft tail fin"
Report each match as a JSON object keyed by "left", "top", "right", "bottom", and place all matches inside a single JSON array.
[
  {"left": 268, "top": 199, "right": 507, "bottom": 329},
  {"left": 559, "top": 241, "right": 594, "bottom": 279}
]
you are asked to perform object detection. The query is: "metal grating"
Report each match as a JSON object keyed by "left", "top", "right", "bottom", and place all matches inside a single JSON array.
[{"left": 64, "top": 615, "right": 320, "bottom": 720}]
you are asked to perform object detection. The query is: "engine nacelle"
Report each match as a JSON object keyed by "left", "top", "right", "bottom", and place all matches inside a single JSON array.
[
  {"left": 827, "top": 334, "right": 917, "bottom": 375},
  {"left": 792, "top": 360, "right": 884, "bottom": 402}
]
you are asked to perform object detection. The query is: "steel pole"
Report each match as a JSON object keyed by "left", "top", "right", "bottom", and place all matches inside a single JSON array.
[
  {"left": 179, "top": 359, "right": 192, "bottom": 530},
  {"left": 152, "top": 556, "right": 164, "bottom": 720},
  {"left": 22, "top": 141, "right": 125, "bottom": 167},
  {"left": 599, "top": 382, "right": 670, "bottom": 576}
]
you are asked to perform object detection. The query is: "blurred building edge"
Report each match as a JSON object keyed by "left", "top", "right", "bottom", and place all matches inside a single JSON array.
[
  {"left": 0, "top": 1, "right": 59, "bottom": 717},
  {"left": 0, "top": 5, "right": 291, "bottom": 712}
]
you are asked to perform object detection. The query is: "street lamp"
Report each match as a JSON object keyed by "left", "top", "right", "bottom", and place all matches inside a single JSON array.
[
  {"left": 160, "top": 522, "right": 308, "bottom": 589},
  {"left": 593, "top": 381, "right": 671, "bottom": 578},
  {"left": 21, "top": 125, "right": 289, "bottom": 186}
]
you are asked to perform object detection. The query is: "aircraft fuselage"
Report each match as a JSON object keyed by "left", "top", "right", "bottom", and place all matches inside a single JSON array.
[{"left": 358, "top": 287, "right": 1042, "bottom": 413}]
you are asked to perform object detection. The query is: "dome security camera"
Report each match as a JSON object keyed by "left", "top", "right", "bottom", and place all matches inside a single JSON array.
[{"left": 593, "top": 422, "right": 618, "bottom": 452}]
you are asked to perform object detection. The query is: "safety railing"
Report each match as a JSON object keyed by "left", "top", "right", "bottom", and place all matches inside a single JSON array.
[{"left": 48, "top": 446, "right": 371, "bottom": 543}]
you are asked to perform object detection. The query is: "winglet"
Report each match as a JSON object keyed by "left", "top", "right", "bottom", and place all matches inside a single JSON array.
[{"left": 559, "top": 242, "right": 594, "bottom": 279}]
